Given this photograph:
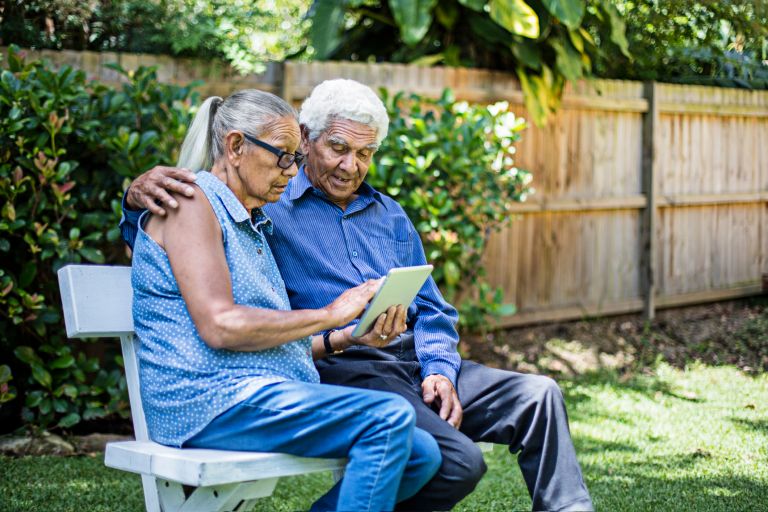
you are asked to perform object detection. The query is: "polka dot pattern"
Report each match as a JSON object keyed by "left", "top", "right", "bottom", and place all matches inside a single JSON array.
[{"left": 131, "top": 171, "right": 319, "bottom": 447}]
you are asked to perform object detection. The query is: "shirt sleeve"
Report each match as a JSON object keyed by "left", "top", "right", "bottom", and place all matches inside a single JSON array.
[
  {"left": 405, "top": 220, "right": 462, "bottom": 387},
  {"left": 119, "top": 189, "right": 145, "bottom": 250}
]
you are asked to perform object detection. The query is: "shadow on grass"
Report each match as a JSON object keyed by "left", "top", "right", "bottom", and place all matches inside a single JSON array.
[
  {"left": 731, "top": 417, "right": 768, "bottom": 435},
  {"left": 584, "top": 456, "right": 768, "bottom": 511}
]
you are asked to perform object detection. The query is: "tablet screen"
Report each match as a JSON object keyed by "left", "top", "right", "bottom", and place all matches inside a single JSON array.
[{"left": 351, "top": 265, "right": 434, "bottom": 338}]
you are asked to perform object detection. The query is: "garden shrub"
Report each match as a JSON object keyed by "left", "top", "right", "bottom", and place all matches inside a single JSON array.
[
  {"left": 369, "top": 89, "right": 531, "bottom": 333},
  {"left": 0, "top": 45, "right": 198, "bottom": 431}
]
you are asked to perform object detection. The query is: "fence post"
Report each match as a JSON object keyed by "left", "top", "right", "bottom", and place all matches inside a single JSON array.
[
  {"left": 641, "top": 81, "right": 659, "bottom": 320},
  {"left": 279, "top": 61, "right": 292, "bottom": 103}
]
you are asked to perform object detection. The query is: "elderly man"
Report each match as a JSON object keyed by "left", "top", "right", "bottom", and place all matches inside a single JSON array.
[{"left": 120, "top": 80, "right": 593, "bottom": 512}]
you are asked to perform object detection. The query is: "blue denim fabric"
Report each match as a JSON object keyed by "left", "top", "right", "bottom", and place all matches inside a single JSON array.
[{"left": 185, "top": 380, "right": 441, "bottom": 512}]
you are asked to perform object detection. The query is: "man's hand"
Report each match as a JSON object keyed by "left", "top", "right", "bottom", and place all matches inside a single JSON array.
[
  {"left": 126, "top": 166, "right": 197, "bottom": 215},
  {"left": 343, "top": 304, "right": 407, "bottom": 348},
  {"left": 422, "top": 374, "right": 463, "bottom": 429}
]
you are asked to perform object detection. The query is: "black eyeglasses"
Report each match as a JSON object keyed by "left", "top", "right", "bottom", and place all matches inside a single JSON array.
[{"left": 242, "top": 133, "right": 305, "bottom": 170}]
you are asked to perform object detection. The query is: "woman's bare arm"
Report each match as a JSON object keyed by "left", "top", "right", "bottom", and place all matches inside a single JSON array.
[{"left": 154, "top": 191, "right": 377, "bottom": 351}]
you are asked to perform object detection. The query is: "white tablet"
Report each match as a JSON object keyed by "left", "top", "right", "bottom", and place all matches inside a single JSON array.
[{"left": 351, "top": 265, "right": 434, "bottom": 338}]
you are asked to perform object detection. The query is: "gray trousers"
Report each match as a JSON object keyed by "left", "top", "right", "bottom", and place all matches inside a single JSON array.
[{"left": 315, "top": 333, "right": 593, "bottom": 511}]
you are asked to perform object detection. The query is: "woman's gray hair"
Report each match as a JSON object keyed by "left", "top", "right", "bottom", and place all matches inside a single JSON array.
[
  {"left": 299, "top": 79, "right": 389, "bottom": 145},
  {"left": 177, "top": 89, "right": 297, "bottom": 172}
]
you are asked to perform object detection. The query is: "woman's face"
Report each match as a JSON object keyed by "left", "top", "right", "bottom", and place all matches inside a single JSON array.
[{"left": 236, "top": 116, "right": 301, "bottom": 209}]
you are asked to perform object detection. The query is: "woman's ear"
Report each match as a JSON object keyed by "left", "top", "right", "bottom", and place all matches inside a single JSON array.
[{"left": 225, "top": 131, "right": 246, "bottom": 165}]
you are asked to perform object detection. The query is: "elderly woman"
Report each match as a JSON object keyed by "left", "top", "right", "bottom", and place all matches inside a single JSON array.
[{"left": 131, "top": 89, "right": 441, "bottom": 512}]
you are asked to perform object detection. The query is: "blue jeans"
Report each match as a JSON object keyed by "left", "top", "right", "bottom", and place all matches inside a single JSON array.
[{"left": 184, "top": 380, "right": 441, "bottom": 512}]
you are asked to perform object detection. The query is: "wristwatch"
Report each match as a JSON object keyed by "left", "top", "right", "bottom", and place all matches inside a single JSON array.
[{"left": 323, "top": 329, "right": 342, "bottom": 356}]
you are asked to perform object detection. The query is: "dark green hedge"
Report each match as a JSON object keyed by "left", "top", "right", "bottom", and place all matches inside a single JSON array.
[{"left": 0, "top": 46, "right": 198, "bottom": 431}]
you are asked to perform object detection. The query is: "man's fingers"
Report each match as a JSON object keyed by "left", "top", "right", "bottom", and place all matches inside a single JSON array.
[
  {"left": 422, "top": 382, "right": 436, "bottom": 405},
  {"left": 373, "top": 313, "right": 387, "bottom": 338},
  {"left": 382, "top": 306, "right": 397, "bottom": 334},
  {"left": 162, "top": 176, "right": 195, "bottom": 198},
  {"left": 145, "top": 199, "right": 166, "bottom": 216},
  {"left": 447, "top": 401, "right": 463, "bottom": 429},
  {"left": 165, "top": 167, "right": 197, "bottom": 184},
  {"left": 438, "top": 387, "right": 453, "bottom": 421},
  {"left": 151, "top": 187, "right": 180, "bottom": 210}
]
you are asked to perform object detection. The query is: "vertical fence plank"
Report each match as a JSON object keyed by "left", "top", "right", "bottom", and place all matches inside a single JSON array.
[{"left": 641, "top": 82, "right": 659, "bottom": 320}]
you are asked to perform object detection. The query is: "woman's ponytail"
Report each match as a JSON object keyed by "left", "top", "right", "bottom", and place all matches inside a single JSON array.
[{"left": 177, "top": 96, "right": 223, "bottom": 171}]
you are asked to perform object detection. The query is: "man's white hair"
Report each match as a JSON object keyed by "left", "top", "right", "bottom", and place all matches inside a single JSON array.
[{"left": 299, "top": 79, "right": 389, "bottom": 146}]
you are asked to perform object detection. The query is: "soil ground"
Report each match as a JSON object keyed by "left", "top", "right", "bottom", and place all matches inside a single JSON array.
[{"left": 463, "top": 297, "right": 768, "bottom": 378}]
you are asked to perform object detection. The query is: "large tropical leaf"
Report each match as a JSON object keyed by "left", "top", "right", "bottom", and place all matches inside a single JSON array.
[
  {"left": 389, "top": 0, "right": 439, "bottom": 46},
  {"left": 309, "top": 0, "right": 347, "bottom": 59},
  {"left": 489, "top": 0, "right": 539, "bottom": 39},
  {"left": 602, "top": 1, "right": 631, "bottom": 58},
  {"left": 550, "top": 40, "right": 583, "bottom": 81},
  {"left": 541, "top": 0, "right": 585, "bottom": 29}
]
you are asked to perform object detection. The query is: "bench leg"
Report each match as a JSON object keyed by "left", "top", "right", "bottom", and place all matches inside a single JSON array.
[{"left": 155, "top": 478, "right": 279, "bottom": 512}]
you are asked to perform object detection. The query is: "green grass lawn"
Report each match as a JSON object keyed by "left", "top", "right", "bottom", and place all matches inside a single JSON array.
[{"left": 2, "top": 363, "right": 766, "bottom": 512}]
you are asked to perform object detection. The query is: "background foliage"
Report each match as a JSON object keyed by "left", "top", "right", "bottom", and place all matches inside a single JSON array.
[
  {"left": 308, "top": 0, "right": 631, "bottom": 124},
  {"left": 0, "top": 0, "right": 309, "bottom": 73},
  {"left": 368, "top": 90, "right": 530, "bottom": 332},
  {"left": 0, "top": 46, "right": 197, "bottom": 431},
  {"left": 595, "top": 1, "right": 768, "bottom": 88}
]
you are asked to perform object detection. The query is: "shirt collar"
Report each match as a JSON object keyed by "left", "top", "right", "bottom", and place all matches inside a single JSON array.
[
  {"left": 287, "top": 166, "right": 388, "bottom": 210},
  {"left": 197, "top": 171, "right": 273, "bottom": 233}
]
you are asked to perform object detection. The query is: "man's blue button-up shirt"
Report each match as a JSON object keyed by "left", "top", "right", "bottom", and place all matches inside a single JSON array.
[{"left": 263, "top": 168, "right": 461, "bottom": 385}]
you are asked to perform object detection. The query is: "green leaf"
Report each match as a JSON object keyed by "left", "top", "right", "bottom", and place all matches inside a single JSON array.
[
  {"left": 457, "top": 0, "right": 486, "bottom": 11},
  {"left": 50, "top": 354, "right": 76, "bottom": 369},
  {"left": 541, "top": 0, "right": 584, "bottom": 29},
  {"left": 389, "top": 0, "right": 438, "bottom": 45},
  {"left": 551, "top": 40, "right": 583, "bottom": 81},
  {"left": 57, "top": 412, "right": 81, "bottom": 428},
  {"left": 489, "top": 0, "right": 539, "bottom": 39},
  {"left": 517, "top": 67, "right": 552, "bottom": 126},
  {"left": 0, "top": 365, "right": 11, "bottom": 382},
  {"left": 309, "top": 0, "right": 347, "bottom": 59},
  {"left": 53, "top": 398, "right": 68, "bottom": 413},
  {"left": 26, "top": 391, "right": 43, "bottom": 408},
  {"left": 497, "top": 302, "right": 517, "bottom": 316},
  {"left": 78, "top": 247, "right": 105, "bottom": 263},
  {"left": 31, "top": 365, "right": 53, "bottom": 389},
  {"left": 444, "top": 260, "right": 461, "bottom": 286},
  {"left": 14, "top": 346, "right": 41, "bottom": 365},
  {"left": 603, "top": 2, "right": 631, "bottom": 58},
  {"left": 62, "top": 384, "right": 78, "bottom": 399},
  {"left": 511, "top": 40, "right": 542, "bottom": 70},
  {"left": 19, "top": 261, "right": 36, "bottom": 288}
]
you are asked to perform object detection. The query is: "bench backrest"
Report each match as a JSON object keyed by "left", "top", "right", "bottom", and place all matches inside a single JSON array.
[{"left": 58, "top": 265, "right": 149, "bottom": 441}]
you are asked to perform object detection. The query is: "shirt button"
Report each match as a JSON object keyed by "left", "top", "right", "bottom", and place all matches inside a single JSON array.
[
  {"left": 352, "top": 251, "right": 358, "bottom": 257},
  {"left": 257, "top": 248, "right": 263, "bottom": 255}
]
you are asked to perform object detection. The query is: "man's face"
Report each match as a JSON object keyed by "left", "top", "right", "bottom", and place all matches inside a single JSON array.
[{"left": 301, "top": 119, "right": 378, "bottom": 209}]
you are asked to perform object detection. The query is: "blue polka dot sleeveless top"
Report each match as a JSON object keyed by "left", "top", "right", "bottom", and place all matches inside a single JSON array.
[{"left": 131, "top": 171, "right": 319, "bottom": 447}]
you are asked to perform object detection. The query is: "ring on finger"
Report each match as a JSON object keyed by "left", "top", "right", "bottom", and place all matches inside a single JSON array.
[{"left": 379, "top": 334, "right": 387, "bottom": 340}]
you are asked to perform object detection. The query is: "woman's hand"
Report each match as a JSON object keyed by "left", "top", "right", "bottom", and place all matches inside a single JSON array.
[
  {"left": 342, "top": 304, "right": 408, "bottom": 348},
  {"left": 323, "top": 278, "right": 383, "bottom": 328}
]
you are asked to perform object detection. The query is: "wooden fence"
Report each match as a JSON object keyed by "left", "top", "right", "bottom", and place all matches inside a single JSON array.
[{"left": 14, "top": 48, "right": 768, "bottom": 327}]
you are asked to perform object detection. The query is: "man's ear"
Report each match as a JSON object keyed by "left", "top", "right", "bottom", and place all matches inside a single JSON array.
[
  {"left": 299, "top": 125, "right": 311, "bottom": 154},
  {"left": 225, "top": 131, "right": 245, "bottom": 164}
]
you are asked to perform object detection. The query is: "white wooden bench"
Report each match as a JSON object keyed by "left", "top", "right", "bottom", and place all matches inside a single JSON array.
[{"left": 57, "top": 264, "right": 492, "bottom": 512}]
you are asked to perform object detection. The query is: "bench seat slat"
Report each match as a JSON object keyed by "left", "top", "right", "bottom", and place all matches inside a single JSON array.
[{"left": 105, "top": 441, "right": 347, "bottom": 487}]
